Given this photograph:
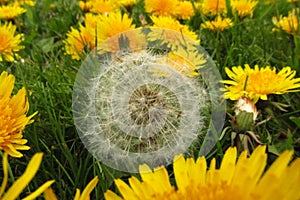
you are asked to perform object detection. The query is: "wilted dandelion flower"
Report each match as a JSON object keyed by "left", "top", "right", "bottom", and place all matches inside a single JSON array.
[
  {"left": 201, "top": 16, "right": 234, "bottom": 32},
  {"left": 0, "top": 22, "right": 24, "bottom": 62},
  {"left": 0, "top": 153, "right": 54, "bottom": 199},
  {"left": 230, "top": 0, "right": 259, "bottom": 18},
  {"left": 221, "top": 64, "right": 300, "bottom": 103},
  {"left": 201, "top": 0, "right": 227, "bottom": 15},
  {"left": 145, "top": 0, "right": 178, "bottom": 16},
  {"left": 44, "top": 177, "right": 98, "bottom": 200},
  {"left": 0, "top": 71, "right": 37, "bottom": 157},
  {"left": 104, "top": 145, "right": 300, "bottom": 200},
  {"left": 272, "top": 8, "right": 299, "bottom": 35},
  {"left": 0, "top": 4, "right": 26, "bottom": 20}
]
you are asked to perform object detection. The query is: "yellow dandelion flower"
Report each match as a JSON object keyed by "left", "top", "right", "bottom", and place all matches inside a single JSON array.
[
  {"left": 150, "top": 16, "right": 198, "bottom": 45},
  {"left": 63, "top": 13, "right": 99, "bottom": 60},
  {"left": 0, "top": 71, "right": 37, "bottom": 157},
  {"left": 201, "top": 15, "right": 234, "bottom": 31},
  {"left": 145, "top": 0, "right": 178, "bottom": 16},
  {"left": 79, "top": 1, "right": 93, "bottom": 12},
  {"left": 221, "top": 64, "right": 300, "bottom": 103},
  {"left": 175, "top": 1, "right": 194, "bottom": 20},
  {"left": 0, "top": 4, "right": 26, "bottom": 20},
  {"left": 0, "top": 152, "right": 54, "bottom": 199},
  {"left": 156, "top": 52, "right": 201, "bottom": 77},
  {"left": 0, "top": 22, "right": 24, "bottom": 62},
  {"left": 201, "top": 0, "right": 227, "bottom": 15},
  {"left": 96, "top": 12, "right": 135, "bottom": 42},
  {"left": 44, "top": 176, "right": 98, "bottom": 200},
  {"left": 105, "top": 145, "right": 300, "bottom": 200},
  {"left": 272, "top": 8, "right": 299, "bottom": 35},
  {"left": 118, "top": 0, "right": 137, "bottom": 7},
  {"left": 230, "top": 0, "right": 259, "bottom": 18},
  {"left": 13, "top": 0, "right": 36, "bottom": 7},
  {"left": 90, "top": 0, "right": 119, "bottom": 14}
]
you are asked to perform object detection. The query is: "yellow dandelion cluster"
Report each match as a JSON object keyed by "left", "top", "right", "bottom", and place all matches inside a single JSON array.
[
  {"left": 230, "top": 0, "right": 259, "bottom": 18},
  {"left": 0, "top": 22, "right": 24, "bottom": 62},
  {"left": 64, "top": 12, "right": 135, "bottom": 60},
  {"left": 105, "top": 145, "right": 300, "bottom": 200},
  {"left": 0, "top": 71, "right": 37, "bottom": 157},
  {"left": 221, "top": 64, "right": 300, "bottom": 103},
  {"left": 201, "top": 15, "right": 234, "bottom": 32},
  {"left": 272, "top": 8, "right": 299, "bottom": 35}
]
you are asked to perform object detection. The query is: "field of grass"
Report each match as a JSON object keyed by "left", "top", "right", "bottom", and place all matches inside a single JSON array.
[{"left": 0, "top": 0, "right": 300, "bottom": 199}]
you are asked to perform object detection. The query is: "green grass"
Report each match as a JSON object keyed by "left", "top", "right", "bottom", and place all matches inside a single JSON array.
[{"left": 0, "top": 0, "right": 300, "bottom": 199}]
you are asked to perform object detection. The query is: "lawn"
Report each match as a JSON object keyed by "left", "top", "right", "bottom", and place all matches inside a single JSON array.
[{"left": 0, "top": 0, "right": 300, "bottom": 199}]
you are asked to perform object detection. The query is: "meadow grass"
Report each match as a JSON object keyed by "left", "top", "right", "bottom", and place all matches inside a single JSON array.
[{"left": 0, "top": 0, "right": 300, "bottom": 199}]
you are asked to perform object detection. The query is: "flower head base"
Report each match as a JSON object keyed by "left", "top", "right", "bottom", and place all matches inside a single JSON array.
[
  {"left": 0, "top": 71, "right": 37, "bottom": 157},
  {"left": 272, "top": 8, "right": 299, "bottom": 35},
  {"left": 0, "top": 153, "right": 54, "bottom": 199},
  {"left": 105, "top": 145, "right": 300, "bottom": 200},
  {"left": 0, "top": 22, "right": 24, "bottom": 62},
  {"left": 0, "top": 4, "right": 26, "bottom": 20},
  {"left": 201, "top": 16, "right": 234, "bottom": 32},
  {"left": 230, "top": 0, "right": 259, "bottom": 18},
  {"left": 221, "top": 64, "right": 300, "bottom": 103}
]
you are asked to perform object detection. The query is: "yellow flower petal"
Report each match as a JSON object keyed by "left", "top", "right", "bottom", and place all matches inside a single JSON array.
[
  {"left": 44, "top": 188, "right": 58, "bottom": 200},
  {"left": 79, "top": 176, "right": 98, "bottom": 200},
  {"left": 0, "top": 153, "right": 8, "bottom": 197},
  {"left": 115, "top": 179, "right": 139, "bottom": 200},
  {"left": 2, "top": 153, "right": 43, "bottom": 200},
  {"left": 22, "top": 180, "right": 55, "bottom": 200}
]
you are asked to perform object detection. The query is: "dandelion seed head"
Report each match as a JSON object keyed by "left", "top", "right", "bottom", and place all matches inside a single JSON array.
[{"left": 72, "top": 28, "right": 226, "bottom": 172}]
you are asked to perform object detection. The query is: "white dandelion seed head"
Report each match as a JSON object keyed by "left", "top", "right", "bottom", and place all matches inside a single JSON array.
[{"left": 72, "top": 28, "right": 226, "bottom": 173}]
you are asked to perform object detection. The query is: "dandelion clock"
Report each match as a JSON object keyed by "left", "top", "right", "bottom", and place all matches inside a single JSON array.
[{"left": 72, "top": 28, "right": 226, "bottom": 173}]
